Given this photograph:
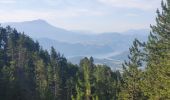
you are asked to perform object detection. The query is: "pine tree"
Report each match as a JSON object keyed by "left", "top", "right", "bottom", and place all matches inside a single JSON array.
[
  {"left": 81, "top": 57, "right": 91, "bottom": 100},
  {"left": 35, "top": 59, "right": 48, "bottom": 100},
  {"left": 73, "top": 57, "right": 94, "bottom": 100},
  {"left": 71, "top": 80, "right": 84, "bottom": 100},
  {"left": 141, "top": 0, "right": 170, "bottom": 99},
  {"left": 50, "top": 47, "right": 61, "bottom": 100},
  {"left": 0, "top": 26, "right": 8, "bottom": 100},
  {"left": 120, "top": 39, "right": 144, "bottom": 100},
  {"left": 93, "top": 65, "right": 116, "bottom": 100}
]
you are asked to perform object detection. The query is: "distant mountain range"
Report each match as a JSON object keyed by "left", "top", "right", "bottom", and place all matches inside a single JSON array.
[{"left": 1, "top": 19, "right": 149, "bottom": 69}]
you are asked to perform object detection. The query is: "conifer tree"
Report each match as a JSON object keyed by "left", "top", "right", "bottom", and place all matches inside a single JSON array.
[
  {"left": 80, "top": 57, "right": 91, "bottom": 100},
  {"left": 93, "top": 65, "right": 116, "bottom": 100},
  {"left": 35, "top": 59, "right": 48, "bottom": 100},
  {"left": 141, "top": 0, "right": 170, "bottom": 99},
  {"left": 0, "top": 26, "right": 8, "bottom": 100},
  {"left": 50, "top": 47, "right": 61, "bottom": 100},
  {"left": 120, "top": 39, "right": 144, "bottom": 100}
]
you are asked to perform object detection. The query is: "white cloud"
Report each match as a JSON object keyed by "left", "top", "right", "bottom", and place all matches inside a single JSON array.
[
  {"left": 0, "top": 0, "right": 162, "bottom": 32},
  {"left": 0, "top": 8, "right": 105, "bottom": 23},
  {"left": 97, "top": 0, "right": 161, "bottom": 11},
  {"left": 126, "top": 13, "right": 139, "bottom": 17},
  {"left": 42, "top": 0, "right": 63, "bottom": 6},
  {"left": 0, "top": 0, "right": 16, "bottom": 4}
]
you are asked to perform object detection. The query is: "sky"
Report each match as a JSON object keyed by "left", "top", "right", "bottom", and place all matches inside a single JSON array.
[{"left": 0, "top": 0, "right": 163, "bottom": 33}]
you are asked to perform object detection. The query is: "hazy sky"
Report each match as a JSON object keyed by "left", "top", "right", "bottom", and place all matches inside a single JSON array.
[{"left": 0, "top": 0, "right": 162, "bottom": 32}]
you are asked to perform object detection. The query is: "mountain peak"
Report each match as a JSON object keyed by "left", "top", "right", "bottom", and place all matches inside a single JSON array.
[
  {"left": 29, "top": 19, "right": 48, "bottom": 24},
  {"left": 32, "top": 19, "right": 46, "bottom": 22}
]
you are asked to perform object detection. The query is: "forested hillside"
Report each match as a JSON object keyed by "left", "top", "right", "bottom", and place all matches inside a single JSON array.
[
  {"left": 0, "top": 0, "right": 170, "bottom": 100},
  {"left": 0, "top": 26, "right": 121, "bottom": 100}
]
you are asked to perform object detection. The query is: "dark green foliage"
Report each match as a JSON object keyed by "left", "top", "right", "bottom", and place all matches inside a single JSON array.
[
  {"left": 0, "top": 26, "right": 120, "bottom": 100},
  {"left": 119, "top": 0, "right": 170, "bottom": 99},
  {"left": 119, "top": 39, "right": 145, "bottom": 100},
  {"left": 140, "top": 0, "right": 170, "bottom": 99},
  {"left": 1, "top": 0, "right": 170, "bottom": 99},
  {"left": 0, "top": 26, "right": 79, "bottom": 100},
  {"left": 72, "top": 57, "right": 121, "bottom": 100}
]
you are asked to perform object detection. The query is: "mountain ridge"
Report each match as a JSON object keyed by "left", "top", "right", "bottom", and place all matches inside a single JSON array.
[{"left": 1, "top": 19, "right": 149, "bottom": 69}]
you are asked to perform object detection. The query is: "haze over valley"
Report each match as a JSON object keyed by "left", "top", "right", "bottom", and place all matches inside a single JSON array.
[
  {"left": 1, "top": 0, "right": 170, "bottom": 99},
  {"left": 2, "top": 19, "right": 149, "bottom": 69}
]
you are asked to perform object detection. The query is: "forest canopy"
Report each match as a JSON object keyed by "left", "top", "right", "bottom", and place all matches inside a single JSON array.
[{"left": 0, "top": 0, "right": 170, "bottom": 100}]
